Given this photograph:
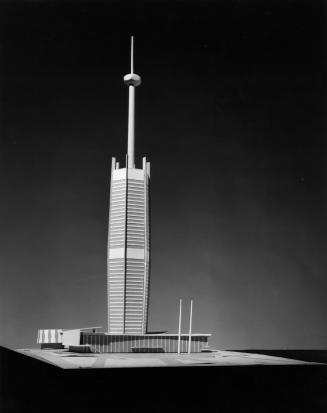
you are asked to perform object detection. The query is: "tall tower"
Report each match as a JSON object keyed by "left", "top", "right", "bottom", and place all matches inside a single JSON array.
[{"left": 107, "top": 37, "right": 150, "bottom": 335}]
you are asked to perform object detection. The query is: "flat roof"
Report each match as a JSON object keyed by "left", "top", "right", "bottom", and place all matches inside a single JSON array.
[{"left": 84, "top": 333, "right": 212, "bottom": 337}]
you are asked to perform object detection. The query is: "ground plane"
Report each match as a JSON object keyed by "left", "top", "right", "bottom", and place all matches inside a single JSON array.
[{"left": 16, "top": 348, "right": 320, "bottom": 369}]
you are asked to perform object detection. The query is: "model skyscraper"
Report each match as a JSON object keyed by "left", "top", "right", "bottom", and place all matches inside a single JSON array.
[
  {"left": 37, "top": 37, "right": 211, "bottom": 353},
  {"left": 107, "top": 37, "right": 150, "bottom": 334}
]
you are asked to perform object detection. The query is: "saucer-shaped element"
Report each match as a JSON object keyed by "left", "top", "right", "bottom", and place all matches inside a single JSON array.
[{"left": 124, "top": 73, "right": 142, "bottom": 87}]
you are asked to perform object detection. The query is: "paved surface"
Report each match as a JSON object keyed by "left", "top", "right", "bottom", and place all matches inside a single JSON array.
[{"left": 16, "top": 348, "right": 318, "bottom": 369}]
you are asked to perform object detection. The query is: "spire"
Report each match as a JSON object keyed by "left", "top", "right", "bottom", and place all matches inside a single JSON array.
[
  {"left": 124, "top": 36, "right": 141, "bottom": 169},
  {"left": 130, "top": 35, "right": 134, "bottom": 73}
]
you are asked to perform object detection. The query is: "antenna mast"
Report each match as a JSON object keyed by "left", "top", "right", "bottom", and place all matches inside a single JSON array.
[
  {"left": 131, "top": 36, "right": 134, "bottom": 73},
  {"left": 124, "top": 35, "right": 141, "bottom": 169}
]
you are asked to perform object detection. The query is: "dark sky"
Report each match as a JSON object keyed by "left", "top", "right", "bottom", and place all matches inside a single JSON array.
[{"left": 0, "top": 0, "right": 326, "bottom": 349}]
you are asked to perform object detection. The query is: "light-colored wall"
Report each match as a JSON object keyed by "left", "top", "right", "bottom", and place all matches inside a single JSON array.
[{"left": 62, "top": 329, "right": 81, "bottom": 347}]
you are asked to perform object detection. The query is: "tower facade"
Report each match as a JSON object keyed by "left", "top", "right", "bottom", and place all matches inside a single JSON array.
[{"left": 107, "top": 37, "right": 151, "bottom": 334}]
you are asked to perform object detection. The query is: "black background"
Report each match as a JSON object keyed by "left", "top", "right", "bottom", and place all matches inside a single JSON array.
[{"left": 0, "top": 0, "right": 326, "bottom": 350}]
